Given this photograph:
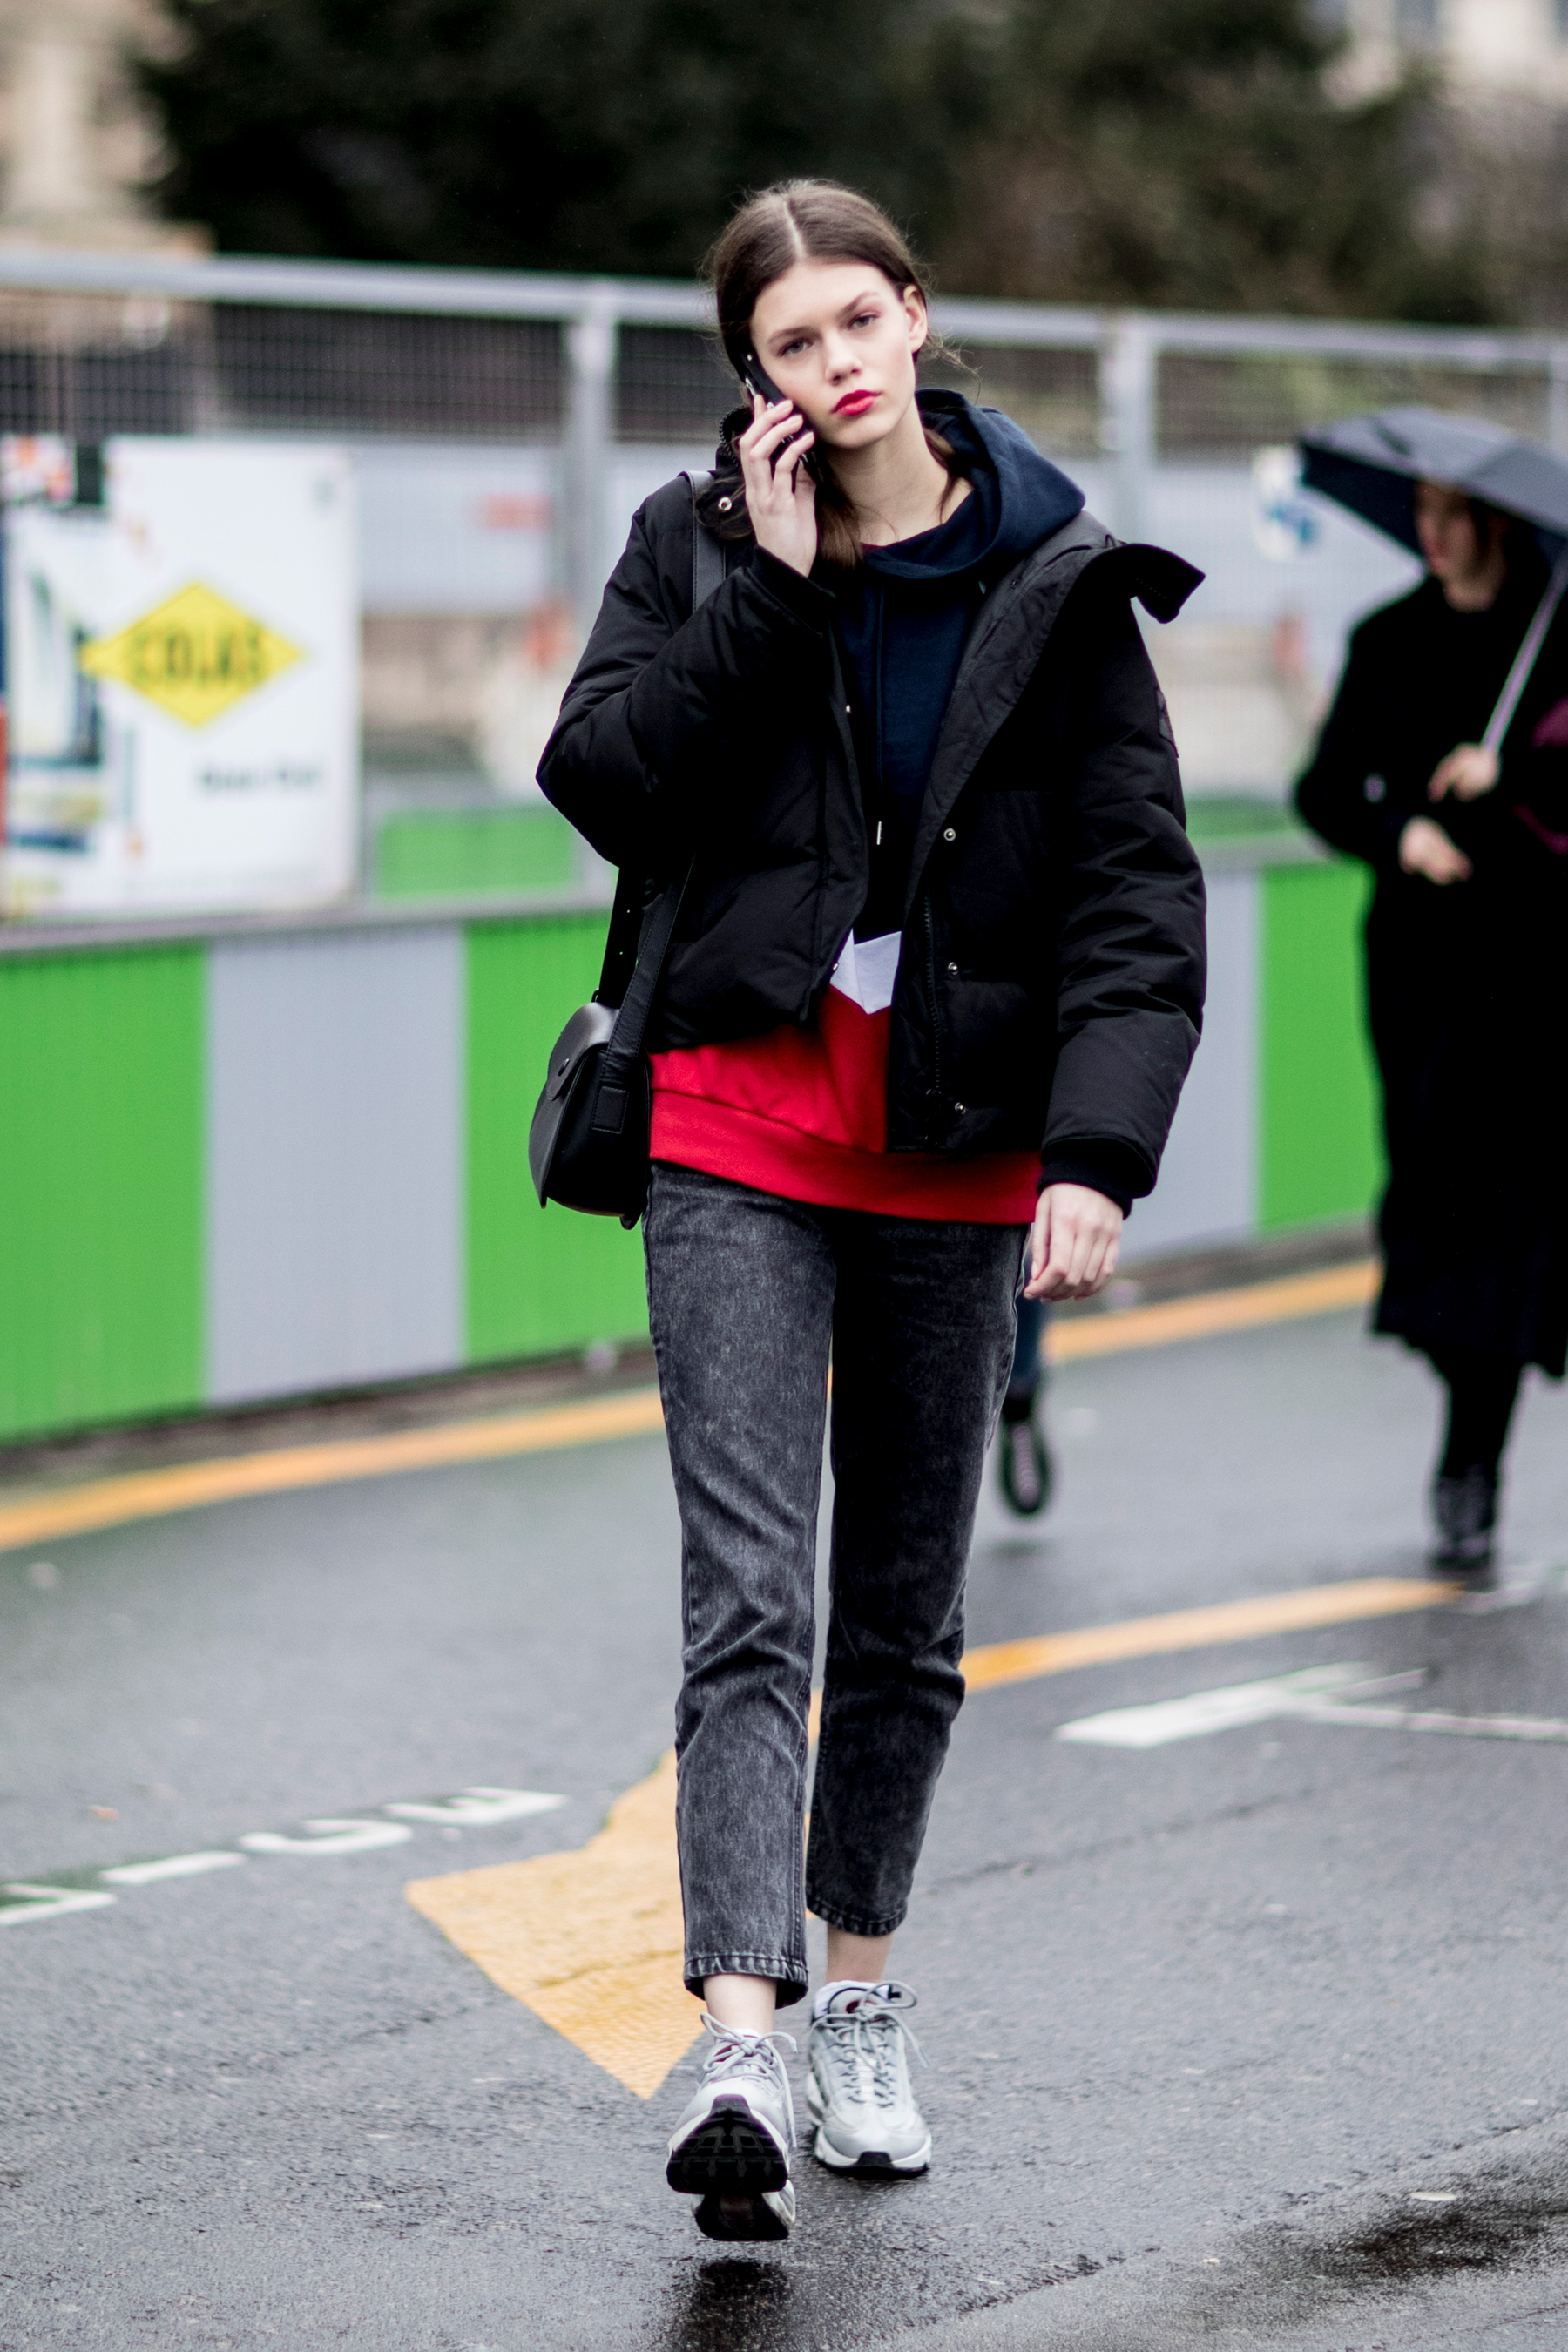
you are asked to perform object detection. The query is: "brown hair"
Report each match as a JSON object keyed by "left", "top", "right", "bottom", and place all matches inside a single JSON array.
[{"left": 704, "top": 179, "right": 956, "bottom": 569}]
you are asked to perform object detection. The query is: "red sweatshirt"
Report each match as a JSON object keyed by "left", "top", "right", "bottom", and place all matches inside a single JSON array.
[{"left": 650, "top": 930, "right": 1039, "bottom": 1221}]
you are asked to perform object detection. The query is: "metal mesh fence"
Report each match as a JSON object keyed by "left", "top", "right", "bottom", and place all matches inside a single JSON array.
[
  {"left": 1, "top": 255, "right": 1565, "bottom": 917},
  {"left": 0, "top": 292, "right": 211, "bottom": 436},
  {"left": 0, "top": 293, "right": 565, "bottom": 442},
  {"left": 616, "top": 323, "right": 733, "bottom": 442},
  {"left": 607, "top": 328, "right": 1563, "bottom": 473},
  {"left": 608, "top": 326, "right": 1105, "bottom": 460},
  {"left": 1157, "top": 350, "right": 1552, "bottom": 457},
  {"left": 923, "top": 342, "right": 1103, "bottom": 460},
  {"left": 213, "top": 307, "right": 564, "bottom": 439}
]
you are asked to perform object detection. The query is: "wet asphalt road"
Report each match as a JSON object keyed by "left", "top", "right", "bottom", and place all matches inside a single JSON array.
[{"left": 3, "top": 1306, "right": 1568, "bottom": 2351}]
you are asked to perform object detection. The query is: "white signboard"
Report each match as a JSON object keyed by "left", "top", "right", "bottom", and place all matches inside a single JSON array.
[{"left": 3, "top": 437, "right": 356, "bottom": 917}]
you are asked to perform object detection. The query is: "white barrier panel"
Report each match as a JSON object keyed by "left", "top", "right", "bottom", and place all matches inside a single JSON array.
[{"left": 3, "top": 436, "right": 357, "bottom": 917}]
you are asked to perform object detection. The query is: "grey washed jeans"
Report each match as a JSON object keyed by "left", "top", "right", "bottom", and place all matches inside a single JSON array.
[{"left": 644, "top": 1162, "right": 1024, "bottom": 2008}]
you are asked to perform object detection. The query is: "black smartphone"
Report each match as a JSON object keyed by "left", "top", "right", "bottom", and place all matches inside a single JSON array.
[{"left": 740, "top": 352, "right": 825, "bottom": 484}]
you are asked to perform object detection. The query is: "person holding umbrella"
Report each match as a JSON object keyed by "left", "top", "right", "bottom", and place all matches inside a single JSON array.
[{"left": 1295, "top": 407, "right": 1568, "bottom": 1578}]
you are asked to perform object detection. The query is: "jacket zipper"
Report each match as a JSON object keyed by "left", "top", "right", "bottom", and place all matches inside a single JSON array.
[
  {"left": 815, "top": 640, "right": 868, "bottom": 1005},
  {"left": 923, "top": 888, "right": 945, "bottom": 1142}
]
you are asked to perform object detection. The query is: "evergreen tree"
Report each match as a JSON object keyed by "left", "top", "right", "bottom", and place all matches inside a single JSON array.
[
  {"left": 139, "top": 0, "right": 1485, "bottom": 321},
  {"left": 935, "top": 0, "right": 1488, "bottom": 321},
  {"left": 137, "top": 0, "right": 981, "bottom": 276}
]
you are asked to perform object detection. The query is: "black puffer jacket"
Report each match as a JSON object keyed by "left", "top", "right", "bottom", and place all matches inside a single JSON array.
[{"left": 540, "top": 392, "right": 1206, "bottom": 1200}]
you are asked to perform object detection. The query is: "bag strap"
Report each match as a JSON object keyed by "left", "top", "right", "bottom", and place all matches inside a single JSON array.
[
  {"left": 590, "top": 862, "right": 694, "bottom": 1135},
  {"left": 592, "top": 473, "right": 723, "bottom": 1012},
  {"left": 592, "top": 868, "right": 644, "bottom": 1010},
  {"left": 686, "top": 469, "right": 727, "bottom": 609}
]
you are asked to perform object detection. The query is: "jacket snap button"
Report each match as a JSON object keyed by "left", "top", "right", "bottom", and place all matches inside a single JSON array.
[
  {"left": 942, "top": 827, "right": 956, "bottom": 841},
  {"left": 952, "top": 1101, "right": 966, "bottom": 1114},
  {"left": 947, "top": 961, "right": 959, "bottom": 975}
]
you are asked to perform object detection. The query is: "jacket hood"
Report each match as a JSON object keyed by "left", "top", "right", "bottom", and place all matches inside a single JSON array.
[
  {"left": 862, "top": 390, "right": 1085, "bottom": 584},
  {"left": 712, "top": 389, "right": 1085, "bottom": 580}
]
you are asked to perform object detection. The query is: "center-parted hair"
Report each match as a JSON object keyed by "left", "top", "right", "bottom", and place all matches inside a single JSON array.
[{"left": 703, "top": 180, "right": 953, "bottom": 568}]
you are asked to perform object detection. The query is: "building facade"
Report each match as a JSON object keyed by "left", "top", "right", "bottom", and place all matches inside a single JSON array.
[
  {"left": 1336, "top": 0, "right": 1568, "bottom": 102},
  {"left": 0, "top": 0, "right": 199, "bottom": 253}
]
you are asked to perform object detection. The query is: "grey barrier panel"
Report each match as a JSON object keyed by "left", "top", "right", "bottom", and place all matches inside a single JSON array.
[{"left": 206, "top": 925, "right": 464, "bottom": 1403}]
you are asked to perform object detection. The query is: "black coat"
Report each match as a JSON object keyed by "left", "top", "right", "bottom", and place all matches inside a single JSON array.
[
  {"left": 1296, "top": 568, "right": 1568, "bottom": 1374},
  {"left": 540, "top": 432, "right": 1206, "bottom": 1201}
]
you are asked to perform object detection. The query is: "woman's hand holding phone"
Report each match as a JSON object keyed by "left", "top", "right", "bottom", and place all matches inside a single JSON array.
[{"left": 738, "top": 392, "right": 819, "bottom": 578}]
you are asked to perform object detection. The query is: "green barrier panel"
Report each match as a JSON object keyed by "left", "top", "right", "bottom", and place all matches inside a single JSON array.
[
  {"left": 1260, "top": 859, "right": 1383, "bottom": 1232},
  {"left": 376, "top": 807, "right": 579, "bottom": 900},
  {"left": 0, "top": 946, "right": 204, "bottom": 1441},
  {"left": 465, "top": 916, "right": 650, "bottom": 1364}
]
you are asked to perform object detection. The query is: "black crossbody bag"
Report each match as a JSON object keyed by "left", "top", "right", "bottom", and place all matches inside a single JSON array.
[{"left": 527, "top": 476, "right": 724, "bottom": 1227}]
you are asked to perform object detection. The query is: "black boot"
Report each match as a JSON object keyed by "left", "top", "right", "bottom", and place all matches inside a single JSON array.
[
  {"left": 1430, "top": 1464, "right": 1498, "bottom": 1584},
  {"left": 998, "top": 1396, "right": 1053, "bottom": 1517},
  {"left": 1428, "top": 1349, "right": 1521, "bottom": 1588}
]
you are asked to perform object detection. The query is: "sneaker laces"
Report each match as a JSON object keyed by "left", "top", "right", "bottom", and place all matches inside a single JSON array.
[
  {"left": 697, "top": 2012, "right": 798, "bottom": 2144},
  {"left": 815, "top": 1982, "right": 927, "bottom": 2111},
  {"left": 1004, "top": 1421, "right": 1044, "bottom": 1506}
]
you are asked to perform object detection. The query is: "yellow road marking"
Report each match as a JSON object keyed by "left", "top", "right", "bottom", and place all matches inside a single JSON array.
[
  {"left": 1050, "top": 1260, "right": 1376, "bottom": 1362},
  {"left": 0, "top": 1259, "right": 1376, "bottom": 1558},
  {"left": 0, "top": 1390, "right": 667, "bottom": 1556},
  {"left": 407, "top": 1751, "right": 687, "bottom": 2101},
  {"left": 409, "top": 1571, "right": 1454, "bottom": 2098},
  {"left": 961, "top": 1576, "right": 1447, "bottom": 1693}
]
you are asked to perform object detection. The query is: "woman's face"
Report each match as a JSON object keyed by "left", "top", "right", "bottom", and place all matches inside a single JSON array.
[
  {"left": 747, "top": 260, "right": 926, "bottom": 454},
  {"left": 1414, "top": 480, "right": 1495, "bottom": 587}
]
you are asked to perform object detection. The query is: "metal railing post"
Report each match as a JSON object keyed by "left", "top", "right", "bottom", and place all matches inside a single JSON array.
[
  {"left": 565, "top": 283, "right": 618, "bottom": 622},
  {"left": 1099, "top": 314, "right": 1157, "bottom": 544},
  {"left": 1549, "top": 343, "right": 1568, "bottom": 456}
]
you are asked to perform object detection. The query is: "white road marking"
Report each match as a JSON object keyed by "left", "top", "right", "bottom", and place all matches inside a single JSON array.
[
  {"left": 0, "top": 1784, "right": 565, "bottom": 1925},
  {"left": 240, "top": 1818, "right": 414, "bottom": 1855},
  {"left": 0, "top": 1882, "right": 117, "bottom": 1924},
  {"left": 1054, "top": 1664, "right": 1402, "bottom": 1747},
  {"left": 100, "top": 1850, "right": 247, "bottom": 1885},
  {"left": 1452, "top": 1565, "right": 1563, "bottom": 1615},
  {"left": 1057, "top": 1665, "right": 1568, "bottom": 1749},
  {"left": 1303, "top": 1702, "right": 1568, "bottom": 1743},
  {"left": 384, "top": 1788, "right": 564, "bottom": 1825}
]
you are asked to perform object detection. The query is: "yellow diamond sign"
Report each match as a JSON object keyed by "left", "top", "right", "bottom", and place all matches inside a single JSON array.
[{"left": 78, "top": 583, "right": 303, "bottom": 728}]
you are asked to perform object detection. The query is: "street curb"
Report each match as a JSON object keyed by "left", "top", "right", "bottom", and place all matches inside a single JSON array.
[{"left": 871, "top": 2114, "right": 1568, "bottom": 2350}]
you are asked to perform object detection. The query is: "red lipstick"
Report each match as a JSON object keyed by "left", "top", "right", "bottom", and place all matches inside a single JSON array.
[{"left": 834, "top": 389, "right": 877, "bottom": 416}]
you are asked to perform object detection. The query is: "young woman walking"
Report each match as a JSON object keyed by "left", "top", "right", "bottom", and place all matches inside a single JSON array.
[
  {"left": 1297, "top": 481, "right": 1568, "bottom": 1578},
  {"left": 541, "top": 180, "right": 1205, "bottom": 2240}
]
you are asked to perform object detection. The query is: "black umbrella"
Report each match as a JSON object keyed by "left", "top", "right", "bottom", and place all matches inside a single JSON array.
[{"left": 1299, "top": 404, "right": 1568, "bottom": 751}]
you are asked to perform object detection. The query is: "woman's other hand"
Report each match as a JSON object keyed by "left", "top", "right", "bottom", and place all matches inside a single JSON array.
[
  {"left": 1399, "top": 815, "right": 1474, "bottom": 885},
  {"left": 738, "top": 393, "right": 818, "bottom": 577},
  {"left": 1024, "top": 1183, "right": 1124, "bottom": 1302},
  {"left": 1429, "top": 743, "right": 1499, "bottom": 801}
]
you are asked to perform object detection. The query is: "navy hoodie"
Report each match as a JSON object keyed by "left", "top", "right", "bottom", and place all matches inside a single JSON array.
[{"left": 834, "top": 394, "right": 1085, "bottom": 937}]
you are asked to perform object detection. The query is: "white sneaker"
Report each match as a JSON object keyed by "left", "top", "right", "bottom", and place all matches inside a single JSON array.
[
  {"left": 666, "top": 2015, "right": 797, "bottom": 2240},
  {"left": 807, "top": 1981, "right": 930, "bottom": 2173}
]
